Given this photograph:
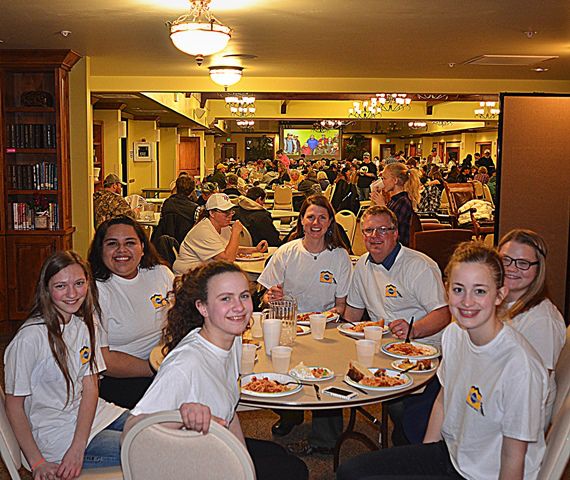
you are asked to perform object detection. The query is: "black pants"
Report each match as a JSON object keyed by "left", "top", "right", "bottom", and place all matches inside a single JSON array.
[
  {"left": 336, "top": 440, "right": 464, "bottom": 480},
  {"left": 99, "top": 376, "right": 154, "bottom": 409},
  {"left": 246, "top": 438, "right": 308, "bottom": 480},
  {"left": 276, "top": 408, "right": 343, "bottom": 448}
]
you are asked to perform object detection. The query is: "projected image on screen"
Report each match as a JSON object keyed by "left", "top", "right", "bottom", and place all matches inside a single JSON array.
[{"left": 282, "top": 129, "right": 340, "bottom": 159}]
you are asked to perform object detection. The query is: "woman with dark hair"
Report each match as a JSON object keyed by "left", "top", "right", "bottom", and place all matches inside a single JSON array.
[
  {"left": 88, "top": 216, "right": 175, "bottom": 408},
  {"left": 331, "top": 167, "right": 360, "bottom": 214},
  {"left": 499, "top": 229, "right": 566, "bottom": 424},
  {"left": 125, "top": 262, "right": 308, "bottom": 480},
  {"left": 5, "top": 251, "right": 126, "bottom": 478},
  {"left": 257, "top": 194, "right": 352, "bottom": 453}
]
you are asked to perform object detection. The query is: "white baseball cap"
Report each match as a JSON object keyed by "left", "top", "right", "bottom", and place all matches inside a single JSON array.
[{"left": 206, "top": 193, "right": 235, "bottom": 211}]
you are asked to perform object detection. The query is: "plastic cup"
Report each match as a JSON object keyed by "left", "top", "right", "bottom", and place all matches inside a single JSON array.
[
  {"left": 251, "top": 312, "right": 263, "bottom": 338},
  {"left": 262, "top": 318, "right": 282, "bottom": 356},
  {"left": 241, "top": 344, "right": 257, "bottom": 374},
  {"left": 364, "top": 326, "right": 384, "bottom": 354},
  {"left": 271, "top": 346, "right": 292, "bottom": 374},
  {"left": 309, "top": 313, "right": 327, "bottom": 340},
  {"left": 356, "top": 339, "right": 376, "bottom": 368}
]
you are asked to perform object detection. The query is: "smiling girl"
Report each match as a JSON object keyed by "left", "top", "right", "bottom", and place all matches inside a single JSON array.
[
  {"left": 4, "top": 251, "right": 125, "bottom": 480},
  {"left": 337, "top": 243, "right": 548, "bottom": 480},
  {"left": 125, "top": 261, "right": 308, "bottom": 480}
]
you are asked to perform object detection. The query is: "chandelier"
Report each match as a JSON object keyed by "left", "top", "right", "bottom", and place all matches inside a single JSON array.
[
  {"left": 432, "top": 120, "right": 453, "bottom": 127},
  {"left": 416, "top": 94, "right": 449, "bottom": 101},
  {"left": 474, "top": 101, "right": 500, "bottom": 119},
  {"left": 375, "top": 93, "right": 412, "bottom": 112},
  {"left": 407, "top": 121, "right": 427, "bottom": 130},
  {"left": 348, "top": 100, "right": 380, "bottom": 119},
  {"left": 209, "top": 66, "right": 243, "bottom": 89},
  {"left": 225, "top": 94, "right": 256, "bottom": 117},
  {"left": 312, "top": 119, "right": 352, "bottom": 132},
  {"left": 168, "top": 0, "right": 231, "bottom": 65},
  {"left": 236, "top": 119, "right": 254, "bottom": 130}
]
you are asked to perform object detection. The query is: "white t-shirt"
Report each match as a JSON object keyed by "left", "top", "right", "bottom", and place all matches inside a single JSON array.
[
  {"left": 173, "top": 218, "right": 232, "bottom": 274},
  {"left": 438, "top": 323, "right": 547, "bottom": 480},
  {"left": 257, "top": 239, "right": 352, "bottom": 313},
  {"left": 507, "top": 298, "right": 566, "bottom": 423},
  {"left": 97, "top": 265, "right": 175, "bottom": 359},
  {"left": 4, "top": 316, "right": 125, "bottom": 463},
  {"left": 132, "top": 329, "right": 241, "bottom": 425},
  {"left": 347, "top": 247, "right": 447, "bottom": 344}
]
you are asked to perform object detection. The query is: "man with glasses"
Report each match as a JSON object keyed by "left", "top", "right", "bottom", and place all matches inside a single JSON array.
[{"left": 344, "top": 205, "right": 450, "bottom": 445}]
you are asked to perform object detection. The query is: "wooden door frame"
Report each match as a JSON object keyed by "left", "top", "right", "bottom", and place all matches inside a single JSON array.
[{"left": 221, "top": 142, "right": 238, "bottom": 161}]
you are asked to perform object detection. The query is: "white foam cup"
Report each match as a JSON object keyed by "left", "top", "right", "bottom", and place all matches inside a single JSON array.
[{"left": 262, "top": 318, "right": 282, "bottom": 356}]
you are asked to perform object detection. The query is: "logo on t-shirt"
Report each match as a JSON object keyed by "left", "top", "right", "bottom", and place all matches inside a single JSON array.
[
  {"left": 466, "top": 386, "right": 485, "bottom": 416},
  {"left": 385, "top": 284, "right": 402, "bottom": 298},
  {"left": 319, "top": 271, "right": 335, "bottom": 284},
  {"left": 79, "top": 346, "right": 91, "bottom": 365},
  {"left": 150, "top": 294, "right": 167, "bottom": 309}
]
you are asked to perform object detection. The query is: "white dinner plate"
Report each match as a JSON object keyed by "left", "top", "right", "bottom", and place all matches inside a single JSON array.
[
  {"left": 391, "top": 359, "right": 437, "bottom": 373},
  {"left": 296, "top": 325, "right": 311, "bottom": 336},
  {"left": 297, "top": 312, "right": 339, "bottom": 326},
  {"left": 344, "top": 368, "right": 412, "bottom": 392},
  {"left": 240, "top": 373, "right": 302, "bottom": 397},
  {"left": 337, "top": 322, "right": 390, "bottom": 339},
  {"left": 381, "top": 341, "right": 440, "bottom": 360},
  {"left": 289, "top": 365, "right": 334, "bottom": 382},
  {"left": 235, "top": 253, "right": 267, "bottom": 262}
]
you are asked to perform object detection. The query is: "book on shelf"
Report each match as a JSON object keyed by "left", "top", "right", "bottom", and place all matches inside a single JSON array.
[
  {"left": 7, "top": 162, "right": 57, "bottom": 190},
  {"left": 8, "top": 202, "right": 59, "bottom": 230},
  {"left": 6, "top": 123, "right": 56, "bottom": 149}
]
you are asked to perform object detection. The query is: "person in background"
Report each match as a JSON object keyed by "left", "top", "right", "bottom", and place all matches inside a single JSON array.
[
  {"left": 223, "top": 173, "right": 242, "bottom": 196},
  {"left": 169, "top": 171, "right": 189, "bottom": 194},
  {"left": 173, "top": 193, "right": 267, "bottom": 274},
  {"left": 457, "top": 165, "right": 472, "bottom": 183},
  {"left": 317, "top": 170, "right": 330, "bottom": 191},
  {"left": 210, "top": 163, "right": 227, "bottom": 190},
  {"left": 5, "top": 251, "right": 126, "bottom": 479},
  {"left": 197, "top": 181, "right": 218, "bottom": 207},
  {"left": 124, "top": 262, "right": 308, "bottom": 480},
  {"left": 461, "top": 153, "right": 473, "bottom": 170},
  {"left": 287, "top": 169, "right": 303, "bottom": 189},
  {"left": 474, "top": 166, "right": 490, "bottom": 184},
  {"left": 234, "top": 186, "right": 282, "bottom": 247},
  {"left": 487, "top": 171, "right": 497, "bottom": 201},
  {"left": 237, "top": 166, "right": 250, "bottom": 192},
  {"left": 93, "top": 173, "right": 135, "bottom": 228},
  {"left": 338, "top": 242, "right": 548, "bottom": 480},
  {"left": 88, "top": 216, "right": 175, "bottom": 409},
  {"left": 499, "top": 229, "right": 566, "bottom": 424},
  {"left": 276, "top": 149, "right": 290, "bottom": 169},
  {"left": 356, "top": 152, "right": 377, "bottom": 200},
  {"left": 445, "top": 165, "right": 460, "bottom": 183},
  {"left": 297, "top": 170, "right": 322, "bottom": 198},
  {"left": 476, "top": 149, "right": 496, "bottom": 175}
]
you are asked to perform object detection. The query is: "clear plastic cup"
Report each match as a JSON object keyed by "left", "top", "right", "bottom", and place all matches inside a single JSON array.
[
  {"left": 241, "top": 343, "right": 257, "bottom": 374},
  {"left": 271, "top": 346, "right": 292, "bottom": 374},
  {"left": 364, "top": 326, "right": 384, "bottom": 354},
  {"left": 356, "top": 339, "right": 376, "bottom": 368},
  {"left": 309, "top": 313, "right": 327, "bottom": 340},
  {"left": 251, "top": 312, "right": 263, "bottom": 338}
]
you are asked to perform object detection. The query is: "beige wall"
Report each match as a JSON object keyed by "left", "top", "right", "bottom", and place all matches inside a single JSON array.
[
  {"left": 127, "top": 120, "right": 158, "bottom": 195},
  {"left": 93, "top": 109, "right": 122, "bottom": 180},
  {"left": 158, "top": 127, "right": 178, "bottom": 188}
]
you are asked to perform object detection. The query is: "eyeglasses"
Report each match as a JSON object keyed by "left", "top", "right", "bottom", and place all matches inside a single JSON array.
[
  {"left": 502, "top": 255, "right": 539, "bottom": 271},
  {"left": 362, "top": 226, "right": 396, "bottom": 237},
  {"left": 213, "top": 209, "right": 234, "bottom": 216}
]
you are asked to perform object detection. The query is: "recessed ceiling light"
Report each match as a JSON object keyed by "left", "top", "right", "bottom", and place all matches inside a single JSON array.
[
  {"left": 60, "top": 30, "right": 72, "bottom": 37},
  {"left": 532, "top": 67, "right": 549, "bottom": 72}
]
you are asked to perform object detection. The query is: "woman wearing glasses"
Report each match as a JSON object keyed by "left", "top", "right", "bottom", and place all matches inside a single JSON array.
[
  {"left": 498, "top": 229, "right": 566, "bottom": 424},
  {"left": 173, "top": 193, "right": 268, "bottom": 274}
]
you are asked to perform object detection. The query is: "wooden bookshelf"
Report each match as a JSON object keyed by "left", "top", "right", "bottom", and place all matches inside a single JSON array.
[{"left": 0, "top": 50, "right": 80, "bottom": 328}]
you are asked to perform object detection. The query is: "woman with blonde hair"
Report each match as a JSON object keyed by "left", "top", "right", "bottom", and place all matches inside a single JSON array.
[
  {"left": 371, "top": 162, "right": 421, "bottom": 246},
  {"left": 498, "top": 229, "right": 566, "bottom": 423}
]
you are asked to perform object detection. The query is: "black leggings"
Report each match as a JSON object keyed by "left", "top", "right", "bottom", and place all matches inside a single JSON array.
[
  {"left": 99, "top": 376, "right": 154, "bottom": 409},
  {"left": 246, "top": 438, "right": 308, "bottom": 480},
  {"left": 336, "top": 440, "right": 464, "bottom": 480}
]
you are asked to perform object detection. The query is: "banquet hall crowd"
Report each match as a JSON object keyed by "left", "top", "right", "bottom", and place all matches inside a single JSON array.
[{"left": 3, "top": 146, "right": 566, "bottom": 480}]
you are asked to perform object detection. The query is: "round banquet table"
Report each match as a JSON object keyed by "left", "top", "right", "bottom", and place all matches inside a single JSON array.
[
  {"left": 239, "top": 324, "right": 438, "bottom": 410},
  {"left": 269, "top": 209, "right": 300, "bottom": 219}
]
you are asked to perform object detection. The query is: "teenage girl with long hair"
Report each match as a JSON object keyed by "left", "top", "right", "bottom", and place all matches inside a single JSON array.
[
  {"left": 499, "top": 229, "right": 566, "bottom": 423},
  {"left": 337, "top": 243, "right": 548, "bottom": 480},
  {"left": 371, "top": 162, "right": 421, "bottom": 246},
  {"left": 4, "top": 251, "right": 125, "bottom": 480},
  {"left": 125, "top": 261, "right": 308, "bottom": 480}
]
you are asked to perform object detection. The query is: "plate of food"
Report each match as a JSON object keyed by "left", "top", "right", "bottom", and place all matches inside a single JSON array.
[
  {"left": 337, "top": 320, "right": 389, "bottom": 339},
  {"left": 297, "top": 310, "right": 339, "bottom": 326},
  {"left": 240, "top": 373, "right": 302, "bottom": 397},
  {"left": 235, "top": 251, "right": 266, "bottom": 262},
  {"left": 296, "top": 325, "right": 311, "bottom": 336},
  {"left": 289, "top": 362, "right": 334, "bottom": 382},
  {"left": 344, "top": 361, "right": 412, "bottom": 391},
  {"left": 382, "top": 341, "right": 439, "bottom": 360},
  {"left": 391, "top": 359, "right": 436, "bottom": 373}
]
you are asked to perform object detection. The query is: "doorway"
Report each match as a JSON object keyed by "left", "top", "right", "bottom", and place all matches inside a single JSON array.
[
  {"left": 379, "top": 144, "right": 394, "bottom": 160},
  {"left": 178, "top": 137, "right": 200, "bottom": 177},
  {"left": 446, "top": 146, "right": 459, "bottom": 165},
  {"left": 476, "top": 142, "right": 492, "bottom": 154},
  {"left": 221, "top": 143, "right": 237, "bottom": 162}
]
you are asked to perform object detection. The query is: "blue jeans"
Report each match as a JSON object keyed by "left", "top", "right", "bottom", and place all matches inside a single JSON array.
[{"left": 83, "top": 412, "right": 128, "bottom": 468}]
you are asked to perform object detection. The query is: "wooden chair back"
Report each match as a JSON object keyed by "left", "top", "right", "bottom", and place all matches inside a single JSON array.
[{"left": 414, "top": 229, "right": 473, "bottom": 273}]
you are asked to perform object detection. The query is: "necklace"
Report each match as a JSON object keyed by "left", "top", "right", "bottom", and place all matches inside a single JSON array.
[{"left": 303, "top": 239, "right": 325, "bottom": 260}]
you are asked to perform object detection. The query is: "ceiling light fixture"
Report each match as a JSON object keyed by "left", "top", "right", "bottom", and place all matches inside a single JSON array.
[
  {"left": 474, "top": 101, "right": 500, "bottom": 120},
  {"left": 225, "top": 94, "right": 256, "bottom": 117},
  {"left": 432, "top": 120, "right": 453, "bottom": 127},
  {"left": 168, "top": 0, "right": 231, "bottom": 66},
  {"left": 375, "top": 93, "right": 412, "bottom": 112},
  {"left": 236, "top": 119, "right": 255, "bottom": 130},
  {"left": 348, "top": 100, "right": 380, "bottom": 119},
  {"left": 407, "top": 121, "right": 427, "bottom": 130},
  {"left": 532, "top": 67, "right": 548, "bottom": 72},
  {"left": 313, "top": 119, "right": 352, "bottom": 132},
  {"left": 209, "top": 66, "right": 243, "bottom": 89}
]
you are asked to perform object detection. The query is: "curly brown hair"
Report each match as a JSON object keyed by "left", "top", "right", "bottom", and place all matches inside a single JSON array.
[{"left": 162, "top": 261, "right": 250, "bottom": 354}]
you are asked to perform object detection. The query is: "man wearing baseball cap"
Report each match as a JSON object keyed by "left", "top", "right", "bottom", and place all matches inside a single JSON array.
[
  {"left": 93, "top": 173, "right": 135, "bottom": 228},
  {"left": 173, "top": 193, "right": 268, "bottom": 274},
  {"left": 356, "top": 152, "right": 377, "bottom": 200}
]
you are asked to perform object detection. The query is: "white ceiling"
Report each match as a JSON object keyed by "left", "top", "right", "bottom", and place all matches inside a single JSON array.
[{"left": 1, "top": 0, "right": 569, "bottom": 84}]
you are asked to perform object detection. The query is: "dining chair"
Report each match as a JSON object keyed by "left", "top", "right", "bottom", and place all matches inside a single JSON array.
[
  {"left": 472, "top": 180, "right": 484, "bottom": 198},
  {"left": 335, "top": 210, "right": 357, "bottom": 245},
  {"left": 413, "top": 229, "right": 473, "bottom": 273},
  {"left": 482, "top": 183, "right": 495, "bottom": 208},
  {"left": 121, "top": 410, "right": 255, "bottom": 480},
  {"left": 0, "top": 386, "right": 122, "bottom": 480},
  {"left": 273, "top": 185, "right": 293, "bottom": 211},
  {"left": 538, "top": 394, "right": 570, "bottom": 480},
  {"left": 239, "top": 225, "right": 254, "bottom": 247},
  {"left": 551, "top": 327, "right": 570, "bottom": 422}
]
